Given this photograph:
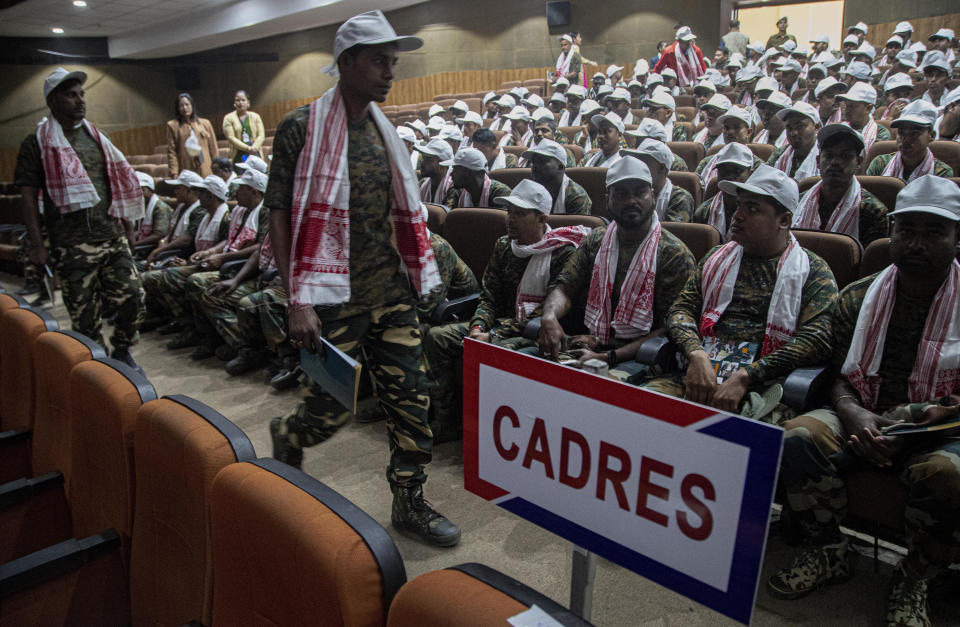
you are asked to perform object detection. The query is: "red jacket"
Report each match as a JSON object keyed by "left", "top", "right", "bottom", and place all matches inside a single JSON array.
[{"left": 652, "top": 42, "right": 706, "bottom": 86}]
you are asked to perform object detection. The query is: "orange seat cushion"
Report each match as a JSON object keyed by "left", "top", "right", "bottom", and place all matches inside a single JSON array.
[
  {"left": 0, "top": 309, "right": 47, "bottom": 431},
  {"left": 387, "top": 570, "right": 527, "bottom": 627}
]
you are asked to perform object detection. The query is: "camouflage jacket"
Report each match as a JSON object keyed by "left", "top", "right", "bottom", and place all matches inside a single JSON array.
[
  {"left": 796, "top": 185, "right": 889, "bottom": 248},
  {"left": 864, "top": 153, "right": 955, "bottom": 180},
  {"left": 419, "top": 233, "right": 479, "bottom": 321},
  {"left": 663, "top": 185, "right": 696, "bottom": 222},
  {"left": 442, "top": 178, "right": 512, "bottom": 209}
]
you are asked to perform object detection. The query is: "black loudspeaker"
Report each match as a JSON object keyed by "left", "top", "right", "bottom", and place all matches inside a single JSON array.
[
  {"left": 546, "top": 1, "right": 571, "bottom": 27},
  {"left": 174, "top": 65, "right": 201, "bottom": 91}
]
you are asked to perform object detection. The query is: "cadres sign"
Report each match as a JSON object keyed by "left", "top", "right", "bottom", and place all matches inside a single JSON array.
[{"left": 462, "top": 340, "right": 784, "bottom": 624}]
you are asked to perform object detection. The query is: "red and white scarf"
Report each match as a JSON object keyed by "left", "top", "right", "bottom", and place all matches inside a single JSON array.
[
  {"left": 556, "top": 49, "right": 573, "bottom": 77},
  {"left": 258, "top": 233, "right": 275, "bottom": 272},
  {"left": 775, "top": 144, "right": 819, "bottom": 181},
  {"left": 753, "top": 128, "right": 788, "bottom": 148},
  {"left": 455, "top": 175, "right": 493, "bottom": 208},
  {"left": 498, "top": 127, "right": 534, "bottom": 149},
  {"left": 419, "top": 169, "right": 453, "bottom": 204},
  {"left": 741, "top": 91, "right": 753, "bottom": 107},
  {"left": 512, "top": 225, "right": 591, "bottom": 320},
  {"left": 700, "top": 235, "right": 810, "bottom": 357},
  {"left": 289, "top": 87, "right": 439, "bottom": 306},
  {"left": 584, "top": 218, "right": 662, "bottom": 344},
  {"left": 675, "top": 45, "right": 702, "bottom": 87},
  {"left": 841, "top": 262, "right": 960, "bottom": 409},
  {"left": 654, "top": 179, "right": 674, "bottom": 220},
  {"left": 138, "top": 194, "right": 159, "bottom": 237},
  {"left": 847, "top": 118, "right": 878, "bottom": 150},
  {"left": 881, "top": 148, "right": 935, "bottom": 182},
  {"left": 792, "top": 178, "right": 862, "bottom": 240},
  {"left": 195, "top": 203, "right": 229, "bottom": 252},
  {"left": 36, "top": 117, "right": 143, "bottom": 221},
  {"left": 225, "top": 202, "right": 262, "bottom": 253},
  {"left": 824, "top": 108, "right": 842, "bottom": 125},
  {"left": 551, "top": 176, "right": 572, "bottom": 214},
  {"left": 705, "top": 193, "right": 733, "bottom": 241},
  {"left": 699, "top": 154, "right": 719, "bottom": 187}
]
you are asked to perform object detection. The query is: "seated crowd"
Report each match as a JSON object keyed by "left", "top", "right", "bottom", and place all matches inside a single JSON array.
[{"left": 11, "top": 14, "right": 960, "bottom": 627}]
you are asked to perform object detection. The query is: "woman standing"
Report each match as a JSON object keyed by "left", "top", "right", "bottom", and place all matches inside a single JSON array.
[
  {"left": 222, "top": 90, "right": 265, "bottom": 164},
  {"left": 166, "top": 92, "right": 218, "bottom": 177}
]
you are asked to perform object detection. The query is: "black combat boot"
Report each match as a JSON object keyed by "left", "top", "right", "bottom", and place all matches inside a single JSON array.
[{"left": 391, "top": 484, "right": 461, "bottom": 547}]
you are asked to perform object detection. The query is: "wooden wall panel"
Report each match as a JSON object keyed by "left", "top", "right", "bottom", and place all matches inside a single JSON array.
[{"left": 866, "top": 13, "right": 960, "bottom": 50}]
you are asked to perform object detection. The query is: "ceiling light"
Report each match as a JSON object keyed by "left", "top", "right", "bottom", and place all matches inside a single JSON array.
[
  {"left": 51, "top": 26, "right": 65, "bottom": 33},
  {"left": 73, "top": 0, "right": 87, "bottom": 5}
]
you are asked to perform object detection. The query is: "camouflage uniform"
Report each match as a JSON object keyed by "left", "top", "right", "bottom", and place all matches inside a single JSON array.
[
  {"left": 864, "top": 153, "right": 955, "bottom": 180},
  {"left": 14, "top": 126, "right": 145, "bottom": 352},
  {"left": 765, "top": 32, "right": 797, "bottom": 49},
  {"left": 662, "top": 185, "right": 696, "bottom": 222},
  {"left": 796, "top": 185, "right": 889, "bottom": 247},
  {"left": 670, "top": 155, "right": 689, "bottom": 172},
  {"left": 442, "top": 178, "right": 512, "bottom": 209},
  {"left": 423, "top": 234, "right": 575, "bottom": 436},
  {"left": 548, "top": 225, "right": 696, "bottom": 383},
  {"left": 267, "top": 105, "right": 434, "bottom": 487},
  {"left": 500, "top": 152, "right": 520, "bottom": 169},
  {"left": 418, "top": 233, "right": 479, "bottom": 323},
  {"left": 671, "top": 125, "right": 689, "bottom": 142},
  {"left": 140, "top": 201, "right": 205, "bottom": 312},
  {"left": 134, "top": 196, "right": 173, "bottom": 254},
  {"left": 644, "top": 244, "right": 838, "bottom": 416},
  {"left": 776, "top": 273, "right": 960, "bottom": 582},
  {"left": 555, "top": 177, "right": 593, "bottom": 215},
  {"left": 692, "top": 194, "right": 735, "bottom": 238}
]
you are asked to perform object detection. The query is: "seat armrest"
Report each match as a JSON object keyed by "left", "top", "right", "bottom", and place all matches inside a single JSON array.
[
  {"left": 522, "top": 317, "right": 542, "bottom": 341},
  {"left": 0, "top": 472, "right": 64, "bottom": 509},
  {"left": 782, "top": 366, "right": 831, "bottom": 411},
  {"left": 635, "top": 336, "right": 679, "bottom": 372},
  {"left": 431, "top": 293, "right": 480, "bottom": 325},
  {"left": 0, "top": 530, "right": 121, "bottom": 599},
  {"left": 0, "top": 430, "right": 32, "bottom": 485},
  {"left": 134, "top": 242, "right": 157, "bottom": 256},
  {"left": 218, "top": 259, "right": 249, "bottom": 279}
]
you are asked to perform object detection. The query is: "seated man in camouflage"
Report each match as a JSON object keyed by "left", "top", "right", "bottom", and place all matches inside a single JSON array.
[
  {"left": 525, "top": 140, "right": 592, "bottom": 215},
  {"left": 769, "top": 175, "right": 960, "bottom": 627},
  {"left": 695, "top": 106, "right": 762, "bottom": 185},
  {"left": 622, "top": 139, "right": 695, "bottom": 222},
  {"left": 132, "top": 171, "right": 172, "bottom": 260},
  {"left": 472, "top": 128, "right": 518, "bottom": 171},
  {"left": 424, "top": 180, "right": 580, "bottom": 442},
  {"left": 606, "top": 87, "right": 635, "bottom": 124},
  {"left": 538, "top": 158, "right": 695, "bottom": 383},
  {"left": 416, "top": 138, "right": 454, "bottom": 203},
  {"left": 522, "top": 118, "right": 577, "bottom": 167},
  {"left": 644, "top": 165, "right": 837, "bottom": 420},
  {"left": 579, "top": 112, "right": 624, "bottom": 167},
  {"left": 642, "top": 90, "right": 687, "bottom": 141},
  {"left": 767, "top": 101, "right": 822, "bottom": 181},
  {"left": 692, "top": 142, "right": 755, "bottom": 241},
  {"left": 144, "top": 169, "right": 203, "bottom": 273},
  {"left": 571, "top": 99, "right": 604, "bottom": 152},
  {"left": 865, "top": 100, "right": 955, "bottom": 180},
  {"left": 497, "top": 106, "right": 534, "bottom": 149},
  {"left": 625, "top": 119, "right": 689, "bottom": 171},
  {"left": 836, "top": 82, "right": 889, "bottom": 151},
  {"left": 752, "top": 90, "right": 791, "bottom": 147},
  {"left": 691, "top": 93, "right": 732, "bottom": 150},
  {"left": 442, "top": 148, "right": 512, "bottom": 209},
  {"left": 792, "top": 124, "right": 889, "bottom": 247}
]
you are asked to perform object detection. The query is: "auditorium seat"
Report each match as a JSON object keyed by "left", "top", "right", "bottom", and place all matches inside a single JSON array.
[
  {"left": 547, "top": 214, "right": 605, "bottom": 231},
  {"left": 0, "top": 307, "right": 59, "bottom": 434},
  {"left": 676, "top": 106, "right": 696, "bottom": 123},
  {"left": 667, "top": 171, "right": 702, "bottom": 205},
  {"left": 130, "top": 395, "right": 256, "bottom": 627},
  {"left": 433, "top": 93, "right": 456, "bottom": 102},
  {"left": 796, "top": 175, "right": 903, "bottom": 215},
  {"left": 425, "top": 202, "right": 448, "bottom": 234},
  {"left": 667, "top": 141, "right": 705, "bottom": 171},
  {"left": 522, "top": 78, "right": 547, "bottom": 96},
  {"left": 208, "top": 458, "right": 406, "bottom": 626},
  {"left": 566, "top": 144, "right": 584, "bottom": 164},
  {"left": 565, "top": 167, "right": 609, "bottom": 218},
  {"left": 463, "top": 97, "right": 482, "bottom": 113},
  {"left": 876, "top": 119, "right": 897, "bottom": 140},
  {"left": 661, "top": 222, "right": 722, "bottom": 261},
  {"left": 791, "top": 229, "right": 861, "bottom": 288},
  {"left": 862, "top": 140, "right": 897, "bottom": 174},
  {"left": 488, "top": 167, "right": 530, "bottom": 190},
  {"left": 558, "top": 126, "right": 580, "bottom": 143},
  {"left": 703, "top": 177, "right": 719, "bottom": 202},
  {"left": 674, "top": 94, "right": 694, "bottom": 108},
  {"left": 706, "top": 142, "right": 723, "bottom": 157},
  {"left": 504, "top": 145, "right": 526, "bottom": 158},
  {"left": 860, "top": 237, "right": 891, "bottom": 277},
  {"left": 747, "top": 143, "right": 774, "bottom": 162},
  {"left": 387, "top": 563, "right": 591, "bottom": 627},
  {"left": 500, "top": 80, "right": 522, "bottom": 90},
  {"left": 931, "top": 140, "right": 960, "bottom": 175},
  {"left": 441, "top": 208, "right": 507, "bottom": 280}
]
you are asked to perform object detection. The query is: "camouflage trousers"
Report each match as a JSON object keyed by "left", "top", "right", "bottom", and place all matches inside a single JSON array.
[
  {"left": 275, "top": 302, "right": 433, "bottom": 487},
  {"left": 141, "top": 264, "right": 201, "bottom": 322},
  {"left": 237, "top": 282, "right": 288, "bottom": 351},
  {"left": 186, "top": 273, "right": 287, "bottom": 351},
  {"left": 16, "top": 235, "right": 41, "bottom": 288},
  {"left": 54, "top": 236, "right": 144, "bottom": 352},
  {"left": 781, "top": 408, "right": 960, "bottom": 578}
]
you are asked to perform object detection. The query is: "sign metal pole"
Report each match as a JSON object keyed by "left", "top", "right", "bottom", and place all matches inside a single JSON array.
[{"left": 569, "top": 544, "right": 597, "bottom": 620}]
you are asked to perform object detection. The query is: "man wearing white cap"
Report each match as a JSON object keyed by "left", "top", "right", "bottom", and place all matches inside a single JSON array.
[
  {"left": 488, "top": 95, "right": 516, "bottom": 132},
  {"left": 528, "top": 118, "right": 577, "bottom": 166},
  {"left": 552, "top": 76, "right": 570, "bottom": 94},
  {"left": 558, "top": 85, "right": 587, "bottom": 126},
  {"left": 144, "top": 170, "right": 204, "bottom": 279},
  {"left": 263, "top": 11, "right": 458, "bottom": 547},
  {"left": 929, "top": 28, "right": 956, "bottom": 65},
  {"left": 397, "top": 125, "right": 422, "bottom": 171},
  {"left": 132, "top": 171, "right": 173, "bottom": 258},
  {"left": 660, "top": 68, "right": 681, "bottom": 97},
  {"left": 693, "top": 79, "right": 717, "bottom": 122},
  {"left": 548, "top": 91, "right": 567, "bottom": 117},
  {"left": 921, "top": 50, "right": 952, "bottom": 108},
  {"left": 606, "top": 87, "right": 634, "bottom": 124},
  {"left": 645, "top": 165, "right": 838, "bottom": 420},
  {"left": 654, "top": 26, "right": 706, "bottom": 87},
  {"left": 813, "top": 76, "right": 847, "bottom": 126},
  {"left": 767, "top": 101, "right": 822, "bottom": 181},
  {"left": 837, "top": 83, "right": 890, "bottom": 150},
  {"left": 692, "top": 93, "right": 732, "bottom": 149},
  {"left": 879, "top": 49, "right": 918, "bottom": 87},
  {"left": 877, "top": 35, "right": 905, "bottom": 70},
  {"left": 438, "top": 124, "right": 463, "bottom": 154},
  {"left": 524, "top": 140, "right": 592, "bottom": 215},
  {"left": 893, "top": 21, "right": 914, "bottom": 48},
  {"left": 809, "top": 34, "right": 832, "bottom": 64},
  {"left": 579, "top": 112, "right": 624, "bottom": 167},
  {"left": 625, "top": 119, "right": 689, "bottom": 171},
  {"left": 846, "top": 21, "right": 868, "bottom": 44},
  {"left": 555, "top": 34, "right": 582, "bottom": 84},
  {"left": 695, "top": 106, "right": 760, "bottom": 185},
  {"left": 938, "top": 86, "right": 960, "bottom": 142},
  {"left": 15, "top": 66, "right": 146, "bottom": 369},
  {"left": 793, "top": 124, "right": 889, "bottom": 246},
  {"left": 643, "top": 90, "right": 686, "bottom": 141},
  {"left": 692, "top": 142, "right": 755, "bottom": 240},
  {"left": 766, "top": 17, "right": 797, "bottom": 50},
  {"left": 881, "top": 72, "right": 915, "bottom": 121},
  {"left": 778, "top": 58, "right": 805, "bottom": 98},
  {"left": 588, "top": 71, "right": 606, "bottom": 101},
  {"left": 441, "top": 148, "right": 512, "bottom": 209},
  {"left": 481, "top": 91, "right": 498, "bottom": 120},
  {"left": 866, "top": 101, "right": 955, "bottom": 180},
  {"left": 538, "top": 158, "right": 695, "bottom": 379},
  {"left": 623, "top": 139, "right": 696, "bottom": 222},
  {"left": 471, "top": 128, "right": 518, "bottom": 171},
  {"left": 498, "top": 106, "right": 534, "bottom": 149},
  {"left": 771, "top": 174, "right": 960, "bottom": 627},
  {"left": 842, "top": 60, "right": 873, "bottom": 87},
  {"left": 425, "top": 179, "right": 582, "bottom": 438},
  {"left": 447, "top": 99, "right": 468, "bottom": 121},
  {"left": 754, "top": 91, "right": 791, "bottom": 148},
  {"left": 183, "top": 168, "right": 270, "bottom": 361},
  {"left": 456, "top": 110, "right": 483, "bottom": 147},
  {"left": 415, "top": 138, "right": 455, "bottom": 204}
]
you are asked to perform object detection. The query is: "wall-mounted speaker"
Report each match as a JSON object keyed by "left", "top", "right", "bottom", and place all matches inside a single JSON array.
[{"left": 546, "top": 1, "right": 571, "bottom": 27}]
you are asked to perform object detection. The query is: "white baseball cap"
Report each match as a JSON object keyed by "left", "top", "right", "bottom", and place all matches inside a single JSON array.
[
  {"left": 700, "top": 93, "right": 732, "bottom": 112},
  {"left": 593, "top": 71, "right": 606, "bottom": 80},
  {"left": 397, "top": 126, "right": 417, "bottom": 143},
  {"left": 522, "top": 139, "right": 567, "bottom": 166},
  {"left": 553, "top": 77, "right": 570, "bottom": 88},
  {"left": 646, "top": 72, "right": 664, "bottom": 86},
  {"left": 236, "top": 156, "right": 268, "bottom": 173},
  {"left": 725, "top": 55, "right": 744, "bottom": 70},
  {"left": 322, "top": 10, "right": 422, "bottom": 76},
  {"left": 736, "top": 65, "right": 763, "bottom": 83},
  {"left": 591, "top": 111, "right": 625, "bottom": 134},
  {"left": 559, "top": 34, "right": 573, "bottom": 43},
  {"left": 627, "top": 79, "right": 644, "bottom": 89},
  {"left": 449, "top": 99, "right": 469, "bottom": 113},
  {"left": 780, "top": 40, "right": 797, "bottom": 53},
  {"left": 566, "top": 85, "right": 587, "bottom": 100},
  {"left": 837, "top": 82, "right": 877, "bottom": 106},
  {"left": 634, "top": 58, "right": 650, "bottom": 77},
  {"left": 579, "top": 99, "right": 603, "bottom": 116},
  {"left": 504, "top": 105, "right": 532, "bottom": 121},
  {"left": 748, "top": 41, "right": 766, "bottom": 54},
  {"left": 608, "top": 87, "right": 631, "bottom": 102},
  {"left": 843, "top": 34, "right": 860, "bottom": 46},
  {"left": 164, "top": 169, "right": 204, "bottom": 188},
  {"left": 891, "top": 100, "right": 938, "bottom": 128},
  {"left": 606, "top": 156, "right": 654, "bottom": 187},
  {"left": 494, "top": 179, "right": 553, "bottom": 214},
  {"left": 887, "top": 35, "right": 905, "bottom": 48},
  {"left": 694, "top": 79, "right": 717, "bottom": 94},
  {"left": 776, "top": 101, "right": 821, "bottom": 126},
  {"left": 814, "top": 76, "right": 848, "bottom": 98},
  {"left": 942, "top": 85, "right": 960, "bottom": 109},
  {"left": 714, "top": 142, "right": 754, "bottom": 168},
  {"left": 482, "top": 91, "right": 498, "bottom": 105},
  {"left": 237, "top": 168, "right": 268, "bottom": 193},
  {"left": 136, "top": 171, "right": 155, "bottom": 190},
  {"left": 531, "top": 107, "right": 555, "bottom": 123},
  {"left": 929, "top": 28, "right": 956, "bottom": 42},
  {"left": 884, "top": 72, "right": 914, "bottom": 92},
  {"left": 676, "top": 26, "right": 697, "bottom": 42},
  {"left": 890, "top": 175, "right": 960, "bottom": 222},
  {"left": 643, "top": 90, "right": 675, "bottom": 110},
  {"left": 438, "top": 124, "right": 464, "bottom": 142},
  {"left": 428, "top": 104, "right": 445, "bottom": 117},
  {"left": 754, "top": 76, "right": 780, "bottom": 94},
  {"left": 895, "top": 50, "right": 918, "bottom": 69},
  {"left": 757, "top": 91, "right": 793, "bottom": 111},
  {"left": 851, "top": 42, "right": 876, "bottom": 59},
  {"left": 414, "top": 138, "right": 454, "bottom": 161},
  {"left": 909, "top": 41, "right": 927, "bottom": 53},
  {"left": 597, "top": 84, "right": 614, "bottom": 98},
  {"left": 622, "top": 138, "right": 673, "bottom": 169},
  {"left": 495, "top": 95, "right": 517, "bottom": 108},
  {"left": 197, "top": 174, "right": 228, "bottom": 201},
  {"left": 549, "top": 92, "right": 566, "bottom": 105},
  {"left": 661, "top": 68, "right": 678, "bottom": 79},
  {"left": 809, "top": 34, "right": 830, "bottom": 44},
  {"left": 405, "top": 118, "right": 427, "bottom": 135},
  {"left": 441, "top": 147, "right": 486, "bottom": 170},
  {"left": 923, "top": 50, "right": 951, "bottom": 73},
  {"left": 625, "top": 118, "right": 668, "bottom": 142},
  {"left": 822, "top": 55, "right": 843, "bottom": 68},
  {"left": 893, "top": 21, "right": 914, "bottom": 35},
  {"left": 843, "top": 61, "right": 873, "bottom": 81},
  {"left": 807, "top": 63, "right": 827, "bottom": 78},
  {"left": 778, "top": 59, "right": 803, "bottom": 73},
  {"left": 847, "top": 21, "right": 868, "bottom": 35},
  {"left": 427, "top": 115, "right": 446, "bottom": 131},
  {"left": 522, "top": 94, "right": 544, "bottom": 108},
  {"left": 606, "top": 64, "right": 624, "bottom": 77},
  {"left": 456, "top": 111, "right": 483, "bottom": 126},
  {"left": 718, "top": 106, "right": 753, "bottom": 127},
  {"left": 44, "top": 67, "right": 87, "bottom": 99},
  {"left": 719, "top": 164, "right": 799, "bottom": 210}
]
